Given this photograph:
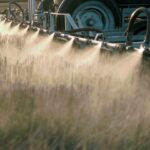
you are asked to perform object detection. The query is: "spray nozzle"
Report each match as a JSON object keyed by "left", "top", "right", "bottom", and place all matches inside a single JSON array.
[
  {"left": 53, "top": 32, "right": 72, "bottom": 42},
  {"left": 39, "top": 28, "right": 48, "bottom": 35},
  {"left": 100, "top": 42, "right": 128, "bottom": 53},
  {"left": 28, "top": 26, "right": 39, "bottom": 32},
  {"left": 20, "top": 23, "right": 28, "bottom": 29},
  {"left": 143, "top": 47, "right": 150, "bottom": 59}
]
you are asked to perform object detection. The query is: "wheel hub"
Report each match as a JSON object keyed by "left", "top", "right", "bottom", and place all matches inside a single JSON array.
[
  {"left": 86, "top": 19, "right": 95, "bottom": 26},
  {"left": 75, "top": 10, "right": 104, "bottom": 29}
]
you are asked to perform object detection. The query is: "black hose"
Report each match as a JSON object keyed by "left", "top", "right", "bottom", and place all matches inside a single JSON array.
[
  {"left": 37, "top": 0, "right": 55, "bottom": 11},
  {"left": 62, "top": 28, "right": 103, "bottom": 34},
  {"left": 126, "top": 7, "right": 150, "bottom": 46},
  {"left": 59, "top": 28, "right": 104, "bottom": 39},
  {"left": 8, "top": 1, "right": 25, "bottom": 22}
]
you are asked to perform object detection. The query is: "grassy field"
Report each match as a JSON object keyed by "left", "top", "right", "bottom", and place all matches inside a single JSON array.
[{"left": 0, "top": 23, "right": 150, "bottom": 150}]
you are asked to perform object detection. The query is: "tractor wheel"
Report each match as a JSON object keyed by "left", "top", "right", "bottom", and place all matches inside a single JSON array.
[{"left": 57, "top": 0, "right": 121, "bottom": 31}]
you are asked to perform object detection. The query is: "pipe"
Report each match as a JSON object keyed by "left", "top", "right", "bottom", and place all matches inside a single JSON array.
[
  {"left": 126, "top": 7, "right": 150, "bottom": 48},
  {"left": 51, "top": 32, "right": 102, "bottom": 49},
  {"left": 28, "top": 0, "right": 37, "bottom": 23}
]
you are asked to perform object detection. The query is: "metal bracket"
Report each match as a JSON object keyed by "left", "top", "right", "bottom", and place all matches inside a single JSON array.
[{"left": 49, "top": 13, "right": 79, "bottom": 32}]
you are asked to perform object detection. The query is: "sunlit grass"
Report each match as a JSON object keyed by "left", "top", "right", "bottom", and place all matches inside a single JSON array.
[
  {"left": 0, "top": 22, "right": 150, "bottom": 150},
  {"left": 0, "top": 52, "right": 150, "bottom": 150}
]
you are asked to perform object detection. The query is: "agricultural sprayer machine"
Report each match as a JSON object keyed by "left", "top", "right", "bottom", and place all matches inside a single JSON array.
[{"left": 0, "top": 0, "right": 150, "bottom": 58}]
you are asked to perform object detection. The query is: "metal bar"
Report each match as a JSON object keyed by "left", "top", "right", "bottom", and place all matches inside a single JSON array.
[
  {"left": 28, "top": 0, "right": 37, "bottom": 23},
  {"left": 66, "top": 14, "right": 78, "bottom": 29},
  {"left": 50, "top": 14, "right": 55, "bottom": 32}
]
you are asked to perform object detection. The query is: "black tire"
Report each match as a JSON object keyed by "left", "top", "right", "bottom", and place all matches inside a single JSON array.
[{"left": 57, "top": 0, "right": 121, "bottom": 31}]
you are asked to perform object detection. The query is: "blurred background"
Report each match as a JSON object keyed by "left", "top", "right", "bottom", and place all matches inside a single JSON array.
[
  {"left": 0, "top": 0, "right": 62, "bottom": 11},
  {"left": 0, "top": 0, "right": 27, "bottom": 11}
]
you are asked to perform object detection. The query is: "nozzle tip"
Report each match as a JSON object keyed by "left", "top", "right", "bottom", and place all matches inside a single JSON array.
[{"left": 143, "top": 48, "right": 150, "bottom": 58}]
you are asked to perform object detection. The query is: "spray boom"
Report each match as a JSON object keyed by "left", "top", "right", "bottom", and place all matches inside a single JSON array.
[{"left": 1, "top": 2, "right": 150, "bottom": 57}]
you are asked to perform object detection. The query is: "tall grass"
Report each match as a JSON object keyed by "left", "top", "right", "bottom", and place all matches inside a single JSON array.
[{"left": 0, "top": 24, "right": 150, "bottom": 150}]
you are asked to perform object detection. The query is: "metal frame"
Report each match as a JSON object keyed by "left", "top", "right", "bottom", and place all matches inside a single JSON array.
[
  {"left": 49, "top": 12, "right": 79, "bottom": 32},
  {"left": 28, "top": 0, "right": 37, "bottom": 23},
  {"left": 3, "top": 0, "right": 150, "bottom": 51}
]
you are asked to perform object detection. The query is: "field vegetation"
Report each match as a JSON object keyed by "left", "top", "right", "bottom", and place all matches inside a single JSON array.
[{"left": 0, "top": 23, "right": 150, "bottom": 150}]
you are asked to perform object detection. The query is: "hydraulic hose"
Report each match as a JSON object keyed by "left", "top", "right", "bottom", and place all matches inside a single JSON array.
[
  {"left": 37, "top": 0, "right": 55, "bottom": 11},
  {"left": 62, "top": 28, "right": 103, "bottom": 34},
  {"left": 126, "top": 7, "right": 150, "bottom": 47},
  {"left": 61, "top": 28, "right": 103, "bottom": 39},
  {"left": 8, "top": 1, "right": 25, "bottom": 22},
  {"left": 57, "top": 28, "right": 103, "bottom": 40}
]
